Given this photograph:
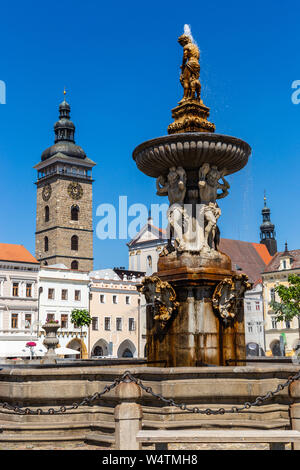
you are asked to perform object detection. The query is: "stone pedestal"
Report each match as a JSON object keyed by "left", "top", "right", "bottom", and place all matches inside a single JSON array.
[
  {"left": 145, "top": 251, "right": 246, "bottom": 367},
  {"left": 42, "top": 323, "right": 60, "bottom": 361}
]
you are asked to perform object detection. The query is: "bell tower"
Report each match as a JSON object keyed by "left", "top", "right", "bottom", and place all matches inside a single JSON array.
[
  {"left": 260, "top": 191, "right": 277, "bottom": 256},
  {"left": 34, "top": 93, "right": 96, "bottom": 271}
]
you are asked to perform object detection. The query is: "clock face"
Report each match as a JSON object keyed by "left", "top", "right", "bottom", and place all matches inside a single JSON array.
[
  {"left": 42, "top": 184, "right": 52, "bottom": 201},
  {"left": 68, "top": 182, "right": 83, "bottom": 200}
]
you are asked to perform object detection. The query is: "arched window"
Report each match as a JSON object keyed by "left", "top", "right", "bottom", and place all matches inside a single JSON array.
[
  {"left": 71, "top": 235, "right": 78, "bottom": 251},
  {"left": 71, "top": 260, "right": 78, "bottom": 270},
  {"left": 71, "top": 205, "right": 79, "bottom": 221},
  {"left": 45, "top": 206, "right": 49, "bottom": 222},
  {"left": 93, "top": 346, "right": 103, "bottom": 357},
  {"left": 147, "top": 255, "right": 152, "bottom": 268},
  {"left": 44, "top": 236, "right": 49, "bottom": 252},
  {"left": 122, "top": 348, "right": 133, "bottom": 358}
]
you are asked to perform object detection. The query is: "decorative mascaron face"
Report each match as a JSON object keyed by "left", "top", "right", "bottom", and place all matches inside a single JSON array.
[
  {"left": 68, "top": 182, "right": 83, "bottom": 200},
  {"left": 42, "top": 183, "right": 52, "bottom": 201}
]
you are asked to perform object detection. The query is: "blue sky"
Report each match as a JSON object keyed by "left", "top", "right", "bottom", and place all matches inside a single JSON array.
[{"left": 0, "top": 0, "right": 299, "bottom": 269}]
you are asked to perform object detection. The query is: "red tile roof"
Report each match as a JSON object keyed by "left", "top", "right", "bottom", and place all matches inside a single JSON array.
[
  {"left": 219, "top": 239, "right": 272, "bottom": 283},
  {"left": 0, "top": 243, "right": 39, "bottom": 264}
]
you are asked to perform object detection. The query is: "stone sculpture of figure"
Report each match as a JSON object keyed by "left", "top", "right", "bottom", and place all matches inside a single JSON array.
[
  {"left": 178, "top": 34, "right": 201, "bottom": 102},
  {"left": 156, "top": 166, "right": 186, "bottom": 205},
  {"left": 156, "top": 167, "right": 187, "bottom": 252},
  {"left": 204, "top": 202, "right": 221, "bottom": 250},
  {"left": 198, "top": 163, "right": 230, "bottom": 204},
  {"left": 198, "top": 163, "right": 230, "bottom": 251}
]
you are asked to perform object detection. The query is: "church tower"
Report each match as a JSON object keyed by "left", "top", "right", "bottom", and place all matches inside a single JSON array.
[
  {"left": 34, "top": 94, "right": 96, "bottom": 271},
  {"left": 260, "top": 192, "right": 277, "bottom": 256}
]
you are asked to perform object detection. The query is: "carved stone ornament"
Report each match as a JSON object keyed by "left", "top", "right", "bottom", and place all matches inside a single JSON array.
[
  {"left": 68, "top": 182, "right": 83, "bottom": 200},
  {"left": 42, "top": 183, "right": 52, "bottom": 201},
  {"left": 212, "top": 274, "right": 252, "bottom": 321},
  {"left": 138, "top": 276, "right": 179, "bottom": 328}
]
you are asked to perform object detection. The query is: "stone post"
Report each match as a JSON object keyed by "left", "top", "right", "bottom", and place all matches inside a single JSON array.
[
  {"left": 289, "top": 380, "right": 300, "bottom": 450},
  {"left": 114, "top": 380, "right": 143, "bottom": 450}
]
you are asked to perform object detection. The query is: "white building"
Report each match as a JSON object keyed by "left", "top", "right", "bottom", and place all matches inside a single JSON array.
[
  {"left": 244, "top": 281, "right": 265, "bottom": 356},
  {"left": 0, "top": 244, "right": 40, "bottom": 358},
  {"left": 38, "top": 265, "right": 90, "bottom": 358}
]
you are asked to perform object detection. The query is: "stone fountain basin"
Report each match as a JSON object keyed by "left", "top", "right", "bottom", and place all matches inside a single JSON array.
[{"left": 133, "top": 132, "right": 251, "bottom": 178}]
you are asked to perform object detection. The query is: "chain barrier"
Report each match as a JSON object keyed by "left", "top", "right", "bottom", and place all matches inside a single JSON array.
[{"left": 1, "top": 369, "right": 300, "bottom": 416}]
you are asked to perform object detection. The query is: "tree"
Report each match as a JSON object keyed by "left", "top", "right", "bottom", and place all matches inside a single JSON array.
[
  {"left": 70, "top": 309, "right": 92, "bottom": 336},
  {"left": 269, "top": 274, "right": 300, "bottom": 322}
]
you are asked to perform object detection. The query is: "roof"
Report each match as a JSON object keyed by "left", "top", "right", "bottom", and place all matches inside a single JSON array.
[
  {"left": 219, "top": 239, "right": 272, "bottom": 283},
  {"left": 0, "top": 244, "right": 39, "bottom": 264},
  {"left": 263, "top": 249, "right": 300, "bottom": 273}
]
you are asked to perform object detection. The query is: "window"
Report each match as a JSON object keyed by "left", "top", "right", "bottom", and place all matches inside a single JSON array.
[
  {"left": 147, "top": 255, "right": 152, "bottom": 268},
  {"left": 61, "top": 314, "right": 68, "bottom": 329},
  {"left": 113, "top": 295, "right": 118, "bottom": 304},
  {"left": 74, "top": 290, "right": 81, "bottom": 301},
  {"left": 283, "top": 260, "right": 287, "bottom": 269},
  {"left": 255, "top": 301, "right": 260, "bottom": 311},
  {"left": 104, "top": 317, "right": 111, "bottom": 331},
  {"left": 71, "top": 235, "right": 78, "bottom": 251},
  {"left": 12, "top": 282, "right": 19, "bottom": 297},
  {"left": 61, "top": 289, "right": 68, "bottom": 300},
  {"left": 24, "top": 313, "right": 32, "bottom": 329},
  {"left": 247, "top": 323, "right": 253, "bottom": 333},
  {"left": 48, "top": 288, "right": 55, "bottom": 300},
  {"left": 92, "top": 317, "right": 99, "bottom": 330},
  {"left": 71, "top": 260, "right": 79, "bottom": 270},
  {"left": 271, "top": 316, "right": 277, "bottom": 329},
  {"left": 100, "top": 294, "right": 105, "bottom": 303},
  {"left": 71, "top": 205, "right": 79, "bottom": 221},
  {"left": 45, "top": 206, "right": 50, "bottom": 222},
  {"left": 129, "top": 318, "right": 135, "bottom": 331},
  {"left": 246, "top": 302, "right": 251, "bottom": 312},
  {"left": 285, "top": 321, "right": 291, "bottom": 329},
  {"left": 11, "top": 313, "right": 18, "bottom": 329},
  {"left": 44, "top": 236, "right": 49, "bottom": 252},
  {"left": 116, "top": 317, "right": 122, "bottom": 331},
  {"left": 126, "top": 296, "right": 130, "bottom": 305},
  {"left": 26, "top": 283, "right": 32, "bottom": 298}
]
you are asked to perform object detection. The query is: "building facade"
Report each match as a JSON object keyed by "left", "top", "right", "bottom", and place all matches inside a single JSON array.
[
  {"left": 89, "top": 269, "right": 145, "bottom": 358},
  {"left": 262, "top": 245, "right": 300, "bottom": 356},
  {"left": 0, "top": 244, "right": 40, "bottom": 357},
  {"left": 34, "top": 97, "right": 96, "bottom": 271},
  {"left": 38, "top": 265, "right": 90, "bottom": 358},
  {"left": 244, "top": 281, "right": 265, "bottom": 355}
]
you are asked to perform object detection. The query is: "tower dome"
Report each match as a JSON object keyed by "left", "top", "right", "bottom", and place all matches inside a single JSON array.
[{"left": 41, "top": 95, "right": 86, "bottom": 161}]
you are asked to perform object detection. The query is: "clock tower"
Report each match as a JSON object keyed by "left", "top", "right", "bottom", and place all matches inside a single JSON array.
[{"left": 34, "top": 96, "right": 96, "bottom": 271}]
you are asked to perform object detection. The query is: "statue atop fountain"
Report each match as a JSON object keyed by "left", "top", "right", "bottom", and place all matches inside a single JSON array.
[{"left": 133, "top": 26, "right": 252, "bottom": 367}]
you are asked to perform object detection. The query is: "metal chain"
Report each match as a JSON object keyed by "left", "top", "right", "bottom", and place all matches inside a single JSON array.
[
  {"left": 124, "top": 369, "right": 300, "bottom": 415},
  {"left": 1, "top": 369, "right": 300, "bottom": 416}
]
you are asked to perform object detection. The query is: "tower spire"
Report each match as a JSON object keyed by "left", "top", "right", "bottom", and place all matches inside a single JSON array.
[
  {"left": 260, "top": 191, "right": 277, "bottom": 256},
  {"left": 54, "top": 90, "right": 75, "bottom": 143}
]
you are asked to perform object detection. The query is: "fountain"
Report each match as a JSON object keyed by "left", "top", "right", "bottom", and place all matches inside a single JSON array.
[{"left": 134, "top": 27, "right": 252, "bottom": 367}]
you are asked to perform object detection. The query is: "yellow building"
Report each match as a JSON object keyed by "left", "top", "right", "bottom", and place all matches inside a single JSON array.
[{"left": 262, "top": 244, "right": 300, "bottom": 356}]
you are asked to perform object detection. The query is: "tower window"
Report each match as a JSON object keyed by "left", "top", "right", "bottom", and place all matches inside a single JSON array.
[
  {"left": 71, "top": 235, "right": 78, "bottom": 251},
  {"left": 44, "top": 236, "right": 49, "bottom": 252},
  {"left": 71, "top": 205, "right": 79, "bottom": 221},
  {"left": 45, "top": 206, "right": 50, "bottom": 222},
  {"left": 71, "top": 260, "right": 78, "bottom": 270}
]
